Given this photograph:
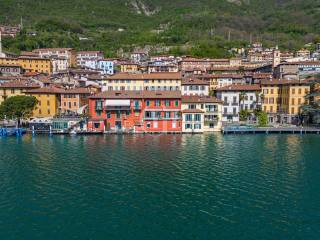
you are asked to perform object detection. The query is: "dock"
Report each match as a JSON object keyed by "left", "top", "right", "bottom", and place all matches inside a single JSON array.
[{"left": 222, "top": 126, "right": 320, "bottom": 135}]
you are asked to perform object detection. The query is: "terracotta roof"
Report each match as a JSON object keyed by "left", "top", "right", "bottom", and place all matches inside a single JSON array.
[
  {"left": 211, "top": 74, "right": 244, "bottom": 79},
  {"left": 33, "top": 48, "right": 73, "bottom": 52},
  {"left": 182, "top": 77, "right": 209, "bottom": 85},
  {"left": 77, "top": 51, "right": 103, "bottom": 54},
  {"left": 182, "top": 109, "right": 204, "bottom": 113},
  {"left": 182, "top": 95, "right": 222, "bottom": 104},
  {"left": 90, "top": 90, "right": 181, "bottom": 99},
  {"left": 260, "top": 79, "right": 311, "bottom": 86},
  {"left": 24, "top": 87, "right": 64, "bottom": 94},
  {"left": 0, "top": 81, "right": 40, "bottom": 89},
  {"left": 61, "top": 88, "right": 92, "bottom": 94},
  {"left": 106, "top": 72, "right": 182, "bottom": 80},
  {"left": 216, "top": 84, "right": 261, "bottom": 91}
]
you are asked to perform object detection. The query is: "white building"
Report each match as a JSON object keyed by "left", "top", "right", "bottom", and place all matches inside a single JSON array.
[
  {"left": 76, "top": 51, "right": 104, "bottom": 68},
  {"left": 216, "top": 84, "right": 261, "bottom": 123},
  {"left": 52, "top": 57, "right": 69, "bottom": 74},
  {"left": 181, "top": 96, "right": 222, "bottom": 133},
  {"left": 181, "top": 77, "right": 209, "bottom": 96}
]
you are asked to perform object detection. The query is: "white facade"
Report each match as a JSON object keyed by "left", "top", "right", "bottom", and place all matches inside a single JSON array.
[
  {"left": 76, "top": 51, "right": 104, "bottom": 68},
  {"left": 181, "top": 97, "right": 222, "bottom": 133},
  {"left": 52, "top": 58, "right": 69, "bottom": 73},
  {"left": 182, "top": 84, "right": 209, "bottom": 96},
  {"left": 217, "top": 90, "right": 259, "bottom": 123}
]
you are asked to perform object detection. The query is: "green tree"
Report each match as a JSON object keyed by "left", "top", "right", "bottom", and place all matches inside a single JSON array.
[
  {"left": 0, "top": 96, "right": 38, "bottom": 127},
  {"left": 239, "top": 92, "right": 247, "bottom": 110},
  {"left": 256, "top": 111, "right": 268, "bottom": 127},
  {"left": 239, "top": 109, "right": 250, "bottom": 121}
]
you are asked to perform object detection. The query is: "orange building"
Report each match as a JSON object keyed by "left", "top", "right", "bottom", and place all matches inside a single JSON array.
[
  {"left": 60, "top": 88, "right": 92, "bottom": 115},
  {"left": 88, "top": 91, "right": 182, "bottom": 133}
]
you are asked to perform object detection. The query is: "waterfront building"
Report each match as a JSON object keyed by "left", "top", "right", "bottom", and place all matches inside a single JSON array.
[
  {"left": 88, "top": 91, "right": 182, "bottom": 133},
  {"left": 181, "top": 77, "right": 209, "bottom": 96},
  {"left": 33, "top": 48, "right": 76, "bottom": 67},
  {"left": 60, "top": 88, "right": 92, "bottom": 115},
  {"left": 216, "top": 84, "right": 261, "bottom": 123},
  {"left": 0, "top": 81, "right": 40, "bottom": 105},
  {"left": 261, "top": 79, "right": 310, "bottom": 124},
  {"left": 24, "top": 87, "right": 64, "bottom": 118},
  {"left": 181, "top": 95, "right": 222, "bottom": 133},
  {"left": 101, "top": 72, "right": 182, "bottom": 92}
]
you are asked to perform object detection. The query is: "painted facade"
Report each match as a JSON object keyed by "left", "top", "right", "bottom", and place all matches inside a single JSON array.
[
  {"left": 102, "top": 72, "right": 182, "bottom": 92},
  {"left": 88, "top": 91, "right": 182, "bottom": 133}
]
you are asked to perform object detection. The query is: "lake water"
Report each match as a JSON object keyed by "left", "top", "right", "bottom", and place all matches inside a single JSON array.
[{"left": 0, "top": 134, "right": 319, "bottom": 239}]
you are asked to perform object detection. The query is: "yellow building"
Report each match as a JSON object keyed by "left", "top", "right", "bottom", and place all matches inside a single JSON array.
[
  {"left": 119, "top": 63, "right": 139, "bottom": 73},
  {"left": 0, "top": 81, "right": 40, "bottom": 105},
  {"left": 102, "top": 72, "right": 182, "bottom": 91},
  {"left": 261, "top": 79, "right": 310, "bottom": 123},
  {"left": 0, "top": 56, "right": 52, "bottom": 74},
  {"left": 24, "top": 88, "right": 63, "bottom": 118}
]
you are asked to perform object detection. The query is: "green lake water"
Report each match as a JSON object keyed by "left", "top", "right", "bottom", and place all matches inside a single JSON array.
[{"left": 0, "top": 134, "right": 319, "bottom": 239}]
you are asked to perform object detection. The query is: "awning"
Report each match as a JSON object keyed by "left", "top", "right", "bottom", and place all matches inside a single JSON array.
[{"left": 105, "top": 100, "right": 130, "bottom": 107}]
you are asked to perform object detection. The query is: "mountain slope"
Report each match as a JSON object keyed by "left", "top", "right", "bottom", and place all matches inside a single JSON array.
[{"left": 0, "top": 0, "right": 320, "bottom": 56}]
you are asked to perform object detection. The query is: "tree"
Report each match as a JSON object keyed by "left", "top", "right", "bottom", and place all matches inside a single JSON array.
[
  {"left": 239, "top": 109, "right": 250, "bottom": 121},
  {"left": 0, "top": 96, "right": 38, "bottom": 127},
  {"left": 239, "top": 92, "right": 247, "bottom": 110},
  {"left": 256, "top": 111, "right": 268, "bottom": 127}
]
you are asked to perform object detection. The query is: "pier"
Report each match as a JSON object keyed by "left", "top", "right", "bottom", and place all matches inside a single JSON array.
[{"left": 222, "top": 126, "right": 320, "bottom": 135}]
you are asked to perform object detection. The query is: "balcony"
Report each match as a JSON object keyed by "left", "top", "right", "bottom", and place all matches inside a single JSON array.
[
  {"left": 231, "top": 102, "right": 239, "bottom": 106},
  {"left": 223, "top": 113, "right": 238, "bottom": 117},
  {"left": 106, "top": 106, "right": 131, "bottom": 111}
]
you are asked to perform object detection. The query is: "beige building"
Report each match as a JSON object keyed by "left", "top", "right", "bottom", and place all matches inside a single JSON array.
[
  {"left": 0, "top": 81, "right": 40, "bottom": 105},
  {"left": 181, "top": 96, "right": 222, "bottom": 133},
  {"left": 102, "top": 72, "right": 182, "bottom": 92}
]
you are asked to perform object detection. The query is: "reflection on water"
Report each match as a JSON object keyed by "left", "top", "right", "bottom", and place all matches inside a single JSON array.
[{"left": 0, "top": 134, "right": 320, "bottom": 240}]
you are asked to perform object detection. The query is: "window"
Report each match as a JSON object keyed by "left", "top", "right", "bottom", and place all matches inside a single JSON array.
[
  {"left": 185, "top": 114, "right": 192, "bottom": 121},
  {"left": 291, "top": 107, "right": 295, "bottom": 114},
  {"left": 194, "top": 114, "right": 201, "bottom": 122},
  {"left": 185, "top": 124, "right": 192, "bottom": 129},
  {"left": 291, "top": 99, "right": 295, "bottom": 105},
  {"left": 172, "top": 121, "right": 177, "bottom": 128},
  {"left": 175, "top": 101, "right": 179, "bottom": 107},
  {"left": 47, "top": 100, "right": 50, "bottom": 106},
  {"left": 155, "top": 100, "right": 161, "bottom": 106},
  {"left": 107, "top": 112, "right": 111, "bottom": 119},
  {"left": 74, "top": 102, "right": 77, "bottom": 107},
  {"left": 94, "top": 123, "right": 100, "bottom": 129},
  {"left": 188, "top": 104, "right": 196, "bottom": 109},
  {"left": 194, "top": 124, "right": 201, "bottom": 129},
  {"left": 292, "top": 88, "right": 295, "bottom": 94},
  {"left": 298, "top": 88, "right": 302, "bottom": 94},
  {"left": 233, "top": 107, "right": 236, "bottom": 114},
  {"left": 165, "top": 100, "right": 170, "bottom": 106},
  {"left": 47, "top": 109, "right": 50, "bottom": 114},
  {"left": 164, "top": 112, "right": 171, "bottom": 119},
  {"left": 146, "top": 100, "right": 150, "bottom": 107},
  {"left": 233, "top": 96, "right": 237, "bottom": 103},
  {"left": 146, "top": 122, "right": 151, "bottom": 128},
  {"left": 298, "top": 98, "right": 301, "bottom": 105},
  {"left": 153, "top": 121, "right": 158, "bottom": 128},
  {"left": 224, "top": 107, "right": 227, "bottom": 114}
]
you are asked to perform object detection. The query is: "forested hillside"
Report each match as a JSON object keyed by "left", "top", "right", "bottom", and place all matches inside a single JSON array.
[{"left": 0, "top": 0, "right": 320, "bottom": 57}]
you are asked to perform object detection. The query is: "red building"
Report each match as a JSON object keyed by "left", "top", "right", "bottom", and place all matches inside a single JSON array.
[{"left": 88, "top": 91, "right": 182, "bottom": 133}]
